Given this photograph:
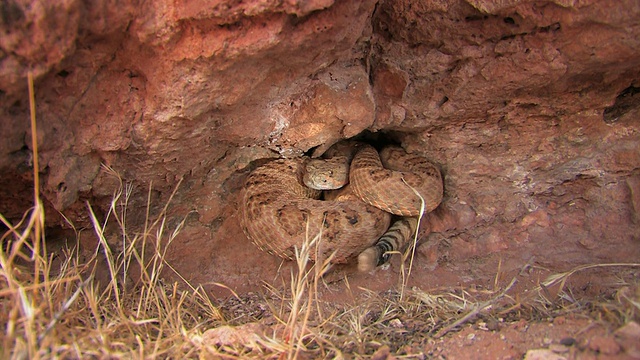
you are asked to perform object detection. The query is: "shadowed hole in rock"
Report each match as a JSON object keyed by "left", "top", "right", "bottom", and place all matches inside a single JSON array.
[
  {"left": 305, "top": 132, "right": 399, "bottom": 200},
  {"left": 57, "top": 182, "right": 67, "bottom": 192},
  {"left": 0, "top": 0, "right": 25, "bottom": 27},
  {"left": 464, "top": 15, "right": 488, "bottom": 22},
  {"left": 539, "top": 22, "right": 561, "bottom": 33},
  {"left": 603, "top": 85, "right": 640, "bottom": 124}
]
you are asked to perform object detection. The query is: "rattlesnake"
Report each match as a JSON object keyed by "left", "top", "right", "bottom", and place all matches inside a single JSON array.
[{"left": 241, "top": 142, "right": 443, "bottom": 270}]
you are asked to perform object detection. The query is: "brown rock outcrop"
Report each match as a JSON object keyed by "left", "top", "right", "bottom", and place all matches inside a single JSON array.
[{"left": 1, "top": 0, "right": 639, "bottom": 294}]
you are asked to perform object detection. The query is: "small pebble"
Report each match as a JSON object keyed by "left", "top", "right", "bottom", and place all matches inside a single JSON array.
[
  {"left": 523, "top": 349, "right": 567, "bottom": 360},
  {"left": 614, "top": 321, "right": 640, "bottom": 358},
  {"left": 553, "top": 316, "right": 566, "bottom": 325},
  {"left": 371, "top": 345, "right": 391, "bottom": 360},
  {"left": 486, "top": 320, "right": 500, "bottom": 331},
  {"left": 549, "top": 344, "right": 569, "bottom": 354},
  {"left": 463, "top": 332, "right": 476, "bottom": 346},
  {"left": 588, "top": 335, "right": 621, "bottom": 355}
]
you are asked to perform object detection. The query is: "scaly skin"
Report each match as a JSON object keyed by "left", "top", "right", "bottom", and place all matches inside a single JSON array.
[
  {"left": 241, "top": 158, "right": 391, "bottom": 263},
  {"left": 350, "top": 145, "right": 443, "bottom": 216},
  {"left": 241, "top": 143, "right": 443, "bottom": 266}
]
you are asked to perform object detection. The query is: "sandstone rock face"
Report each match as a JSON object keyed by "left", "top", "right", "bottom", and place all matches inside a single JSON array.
[{"left": 1, "top": 0, "right": 639, "bottom": 293}]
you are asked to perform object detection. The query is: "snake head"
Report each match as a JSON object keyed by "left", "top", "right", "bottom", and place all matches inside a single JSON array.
[{"left": 303, "top": 157, "right": 350, "bottom": 190}]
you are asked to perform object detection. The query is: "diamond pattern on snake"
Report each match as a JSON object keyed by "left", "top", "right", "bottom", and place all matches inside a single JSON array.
[{"left": 240, "top": 141, "right": 443, "bottom": 271}]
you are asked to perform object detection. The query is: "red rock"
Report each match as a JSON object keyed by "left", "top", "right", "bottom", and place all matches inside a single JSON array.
[
  {"left": 523, "top": 348, "right": 567, "bottom": 360},
  {"left": 482, "top": 229, "right": 509, "bottom": 252},
  {"left": 614, "top": 322, "right": 640, "bottom": 358},
  {"left": 0, "top": 0, "right": 639, "bottom": 295},
  {"left": 371, "top": 345, "right": 392, "bottom": 360},
  {"left": 588, "top": 335, "right": 621, "bottom": 355},
  {"left": 553, "top": 317, "right": 566, "bottom": 326},
  {"left": 520, "top": 210, "right": 550, "bottom": 229}
]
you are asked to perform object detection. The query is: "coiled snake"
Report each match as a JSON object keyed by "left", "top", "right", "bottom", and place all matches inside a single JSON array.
[{"left": 240, "top": 142, "right": 443, "bottom": 271}]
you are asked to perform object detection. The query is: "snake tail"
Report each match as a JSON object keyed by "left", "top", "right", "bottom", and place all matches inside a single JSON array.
[{"left": 357, "top": 217, "right": 418, "bottom": 272}]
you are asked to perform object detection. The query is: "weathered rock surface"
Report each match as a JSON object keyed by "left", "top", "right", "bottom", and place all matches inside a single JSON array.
[{"left": 1, "top": 0, "right": 639, "bottom": 294}]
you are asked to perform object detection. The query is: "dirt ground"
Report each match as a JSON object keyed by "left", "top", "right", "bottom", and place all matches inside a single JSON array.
[
  {"left": 48, "top": 228, "right": 640, "bottom": 359},
  {"left": 423, "top": 317, "right": 640, "bottom": 360},
  {"left": 208, "top": 270, "right": 640, "bottom": 359}
]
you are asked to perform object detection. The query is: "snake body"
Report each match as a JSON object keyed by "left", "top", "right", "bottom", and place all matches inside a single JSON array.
[{"left": 241, "top": 143, "right": 443, "bottom": 268}]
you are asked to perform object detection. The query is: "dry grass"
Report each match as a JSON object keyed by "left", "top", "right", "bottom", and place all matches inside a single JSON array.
[
  {"left": 0, "top": 74, "right": 221, "bottom": 359},
  {"left": 1, "top": 74, "right": 639, "bottom": 359},
  {"left": 0, "top": 166, "right": 222, "bottom": 358}
]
